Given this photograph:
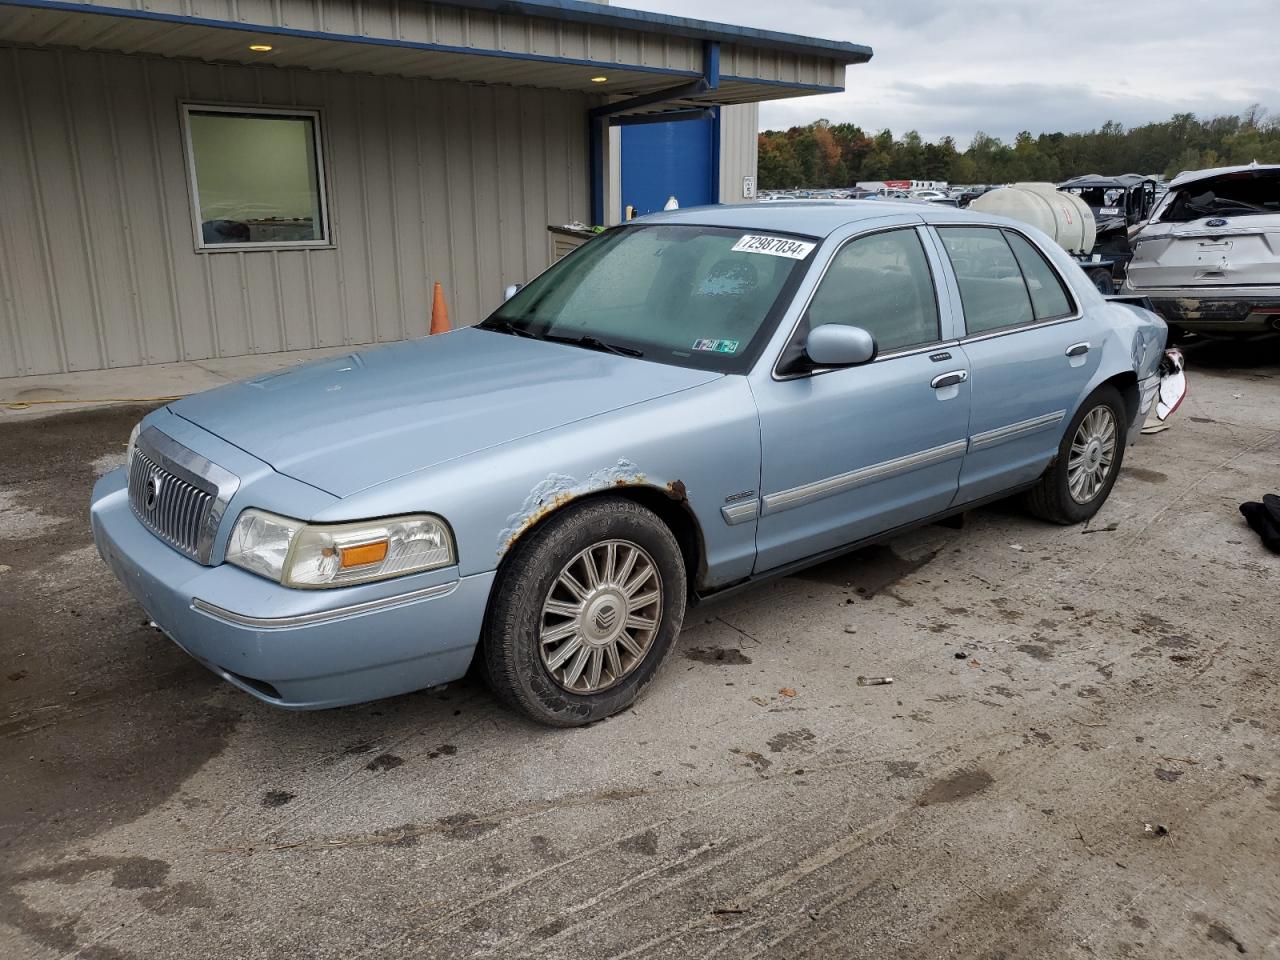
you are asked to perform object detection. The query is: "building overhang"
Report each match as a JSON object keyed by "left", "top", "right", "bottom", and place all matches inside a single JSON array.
[{"left": 0, "top": 0, "right": 870, "bottom": 104}]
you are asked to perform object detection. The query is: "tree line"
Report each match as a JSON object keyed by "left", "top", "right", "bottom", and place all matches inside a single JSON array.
[{"left": 757, "top": 107, "right": 1280, "bottom": 188}]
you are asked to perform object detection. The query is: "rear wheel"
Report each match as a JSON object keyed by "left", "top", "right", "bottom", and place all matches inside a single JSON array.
[
  {"left": 482, "top": 498, "right": 686, "bottom": 726},
  {"left": 1026, "top": 386, "right": 1127, "bottom": 525}
]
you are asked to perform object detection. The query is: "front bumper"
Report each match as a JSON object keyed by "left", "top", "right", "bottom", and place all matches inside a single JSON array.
[{"left": 91, "top": 469, "right": 494, "bottom": 709}]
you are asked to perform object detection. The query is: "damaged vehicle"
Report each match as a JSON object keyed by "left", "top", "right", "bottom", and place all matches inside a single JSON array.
[
  {"left": 92, "top": 203, "right": 1167, "bottom": 726},
  {"left": 1058, "top": 173, "right": 1159, "bottom": 290},
  {"left": 1122, "top": 163, "right": 1280, "bottom": 339}
]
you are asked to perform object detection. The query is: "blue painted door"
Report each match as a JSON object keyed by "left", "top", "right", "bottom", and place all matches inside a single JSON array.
[
  {"left": 621, "top": 117, "right": 715, "bottom": 217},
  {"left": 751, "top": 226, "right": 971, "bottom": 574}
]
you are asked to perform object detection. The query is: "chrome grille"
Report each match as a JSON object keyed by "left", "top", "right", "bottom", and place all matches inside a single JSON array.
[{"left": 127, "top": 428, "right": 241, "bottom": 565}]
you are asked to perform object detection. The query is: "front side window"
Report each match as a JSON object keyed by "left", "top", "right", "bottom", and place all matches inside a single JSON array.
[
  {"left": 804, "top": 228, "right": 940, "bottom": 352},
  {"left": 483, "top": 225, "right": 815, "bottom": 372},
  {"left": 937, "top": 227, "right": 1034, "bottom": 334},
  {"left": 183, "top": 105, "right": 329, "bottom": 249}
]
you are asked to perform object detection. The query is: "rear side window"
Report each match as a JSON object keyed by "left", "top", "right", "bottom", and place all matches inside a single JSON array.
[
  {"left": 937, "top": 227, "right": 1033, "bottom": 334},
  {"left": 1003, "top": 231, "right": 1073, "bottom": 320},
  {"left": 806, "top": 228, "right": 940, "bottom": 352}
]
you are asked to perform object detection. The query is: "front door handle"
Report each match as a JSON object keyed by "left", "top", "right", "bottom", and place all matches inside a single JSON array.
[
  {"left": 931, "top": 370, "right": 968, "bottom": 389},
  {"left": 1065, "top": 342, "right": 1090, "bottom": 358}
]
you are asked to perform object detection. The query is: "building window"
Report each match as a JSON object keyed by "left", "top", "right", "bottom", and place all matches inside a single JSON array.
[{"left": 182, "top": 104, "right": 329, "bottom": 250}]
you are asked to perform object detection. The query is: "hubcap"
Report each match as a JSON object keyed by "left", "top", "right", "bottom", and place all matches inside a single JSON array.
[
  {"left": 539, "top": 539, "right": 662, "bottom": 694},
  {"left": 1067, "top": 406, "right": 1117, "bottom": 504}
]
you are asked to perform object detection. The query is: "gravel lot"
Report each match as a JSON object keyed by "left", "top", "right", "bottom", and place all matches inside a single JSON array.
[{"left": 2, "top": 340, "right": 1278, "bottom": 960}]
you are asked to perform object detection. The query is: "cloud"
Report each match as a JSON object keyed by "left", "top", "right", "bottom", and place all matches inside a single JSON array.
[{"left": 628, "top": 0, "right": 1277, "bottom": 144}]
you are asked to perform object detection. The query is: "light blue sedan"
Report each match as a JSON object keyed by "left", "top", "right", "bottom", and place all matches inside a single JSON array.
[{"left": 91, "top": 202, "right": 1167, "bottom": 725}]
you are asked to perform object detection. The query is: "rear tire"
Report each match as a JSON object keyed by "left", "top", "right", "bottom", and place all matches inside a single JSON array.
[
  {"left": 482, "top": 497, "right": 686, "bottom": 727},
  {"left": 1026, "top": 386, "right": 1127, "bottom": 525},
  {"left": 1087, "top": 268, "right": 1113, "bottom": 295}
]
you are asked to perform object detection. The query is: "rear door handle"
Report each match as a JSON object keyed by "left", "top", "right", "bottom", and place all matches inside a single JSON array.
[
  {"left": 1065, "top": 342, "right": 1090, "bottom": 358},
  {"left": 931, "top": 370, "right": 968, "bottom": 389}
]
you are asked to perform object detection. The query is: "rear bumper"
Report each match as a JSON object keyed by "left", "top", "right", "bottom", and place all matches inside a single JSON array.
[
  {"left": 91, "top": 469, "right": 494, "bottom": 709},
  {"left": 1124, "top": 286, "right": 1280, "bottom": 333},
  {"left": 1131, "top": 372, "right": 1161, "bottom": 444}
]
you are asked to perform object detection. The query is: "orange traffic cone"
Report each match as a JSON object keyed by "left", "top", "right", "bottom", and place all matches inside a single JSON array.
[{"left": 430, "top": 281, "right": 451, "bottom": 335}]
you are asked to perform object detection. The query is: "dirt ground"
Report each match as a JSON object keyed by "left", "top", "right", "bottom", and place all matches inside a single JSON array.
[{"left": 2, "top": 340, "right": 1278, "bottom": 960}]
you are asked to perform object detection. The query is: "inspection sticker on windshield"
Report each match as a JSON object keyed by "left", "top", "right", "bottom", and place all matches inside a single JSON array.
[
  {"left": 693, "top": 338, "right": 740, "bottom": 354},
  {"left": 731, "top": 234, "right": 816, "bottom": 259}
]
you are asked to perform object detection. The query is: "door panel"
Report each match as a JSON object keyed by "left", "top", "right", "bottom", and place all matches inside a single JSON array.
[
  {"left": 753, "top": 355, "right": 971, "bottom": 573},
  {"left": 954, "top": 324, "right": 1098, "bottom": 502}
]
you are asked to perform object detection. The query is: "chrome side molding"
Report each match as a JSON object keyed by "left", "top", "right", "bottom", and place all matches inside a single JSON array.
[
  {"left": 192, "top": 581, "right": 459, "bottom": 630},
  {"left": 968, "top": 410, "right": 1066, "bottom": 452},
  {"left": 762, "top": 439, "right": 969, "bottom": 515}
]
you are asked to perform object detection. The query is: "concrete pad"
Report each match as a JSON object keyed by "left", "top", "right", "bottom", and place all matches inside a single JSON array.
[
  {"left": 0, "top": 338, "right": 1277, "bottom": 960},
  {"left": 0, "top": 345, "right": 373, "bottom": 421}
]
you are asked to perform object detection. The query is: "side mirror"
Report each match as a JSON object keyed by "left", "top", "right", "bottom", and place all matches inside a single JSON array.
[
  {"left": 805, "top": 324, "right": 876, "bottom": 367},
  {"left": 503, "top": 283, "right": 523, "bottom": 301}
]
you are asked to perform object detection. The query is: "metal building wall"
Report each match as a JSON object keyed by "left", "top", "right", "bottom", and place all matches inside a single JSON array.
[
  {"left": 0, "top": 44, "right": 590, "bottom": 377},
  {"left": 719, "top": 102, "right": 759, "bottom": 204}
]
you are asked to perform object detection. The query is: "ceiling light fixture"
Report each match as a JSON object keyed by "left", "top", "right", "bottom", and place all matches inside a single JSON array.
[
  {"left": 249, "top": 44, "right": 273, "bottom": 52},
  {"left": 590, "top": 76, "right": 608, "bottom": 83}
]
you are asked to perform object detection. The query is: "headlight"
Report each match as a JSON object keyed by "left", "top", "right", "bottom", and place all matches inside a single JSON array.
[
  {"left": 126, "top": 423, "right": 141, "bottom": 469},
  {"left": 225, "top": 509, "right": 455, "bottom": 588}
]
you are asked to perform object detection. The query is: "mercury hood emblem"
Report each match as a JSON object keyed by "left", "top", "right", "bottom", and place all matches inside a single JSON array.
[{"left": 144, "top": 473, "right": 161, "bottom": 511}]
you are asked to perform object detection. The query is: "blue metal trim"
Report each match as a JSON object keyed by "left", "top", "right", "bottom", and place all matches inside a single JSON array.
[
  {"left": 710, "top": 105, "right": 722, "bottom": 204},
  {"left": 432, "top": 0, "right": 873, "bottom": 63},
  {"left": 720, "top": 74, "right": 845, "bottom": 94},
  {"left": 0, "top": 0, "right": 704, "bottom": 79},
  {"left": 589, "top": 115, "right": 605, "bottom": 227},
  {"left": 704, "top": 39, "right": 721, "bottom": 88}
]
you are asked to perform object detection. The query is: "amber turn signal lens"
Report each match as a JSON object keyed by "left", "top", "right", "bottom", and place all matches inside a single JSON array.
[{"left": 339, "top": 541, "right": 389, "bottom": 568}]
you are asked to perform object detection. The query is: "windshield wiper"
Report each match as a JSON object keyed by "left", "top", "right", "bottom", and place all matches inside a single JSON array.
[
  {"left": 477, "top": 317, "right": 540, "bottom": 339},
  {"left": 541, "top": 333, "right": 644, "bottom": 358}
]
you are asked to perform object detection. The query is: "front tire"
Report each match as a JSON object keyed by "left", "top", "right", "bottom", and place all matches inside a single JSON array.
[
  {"left": 482, "top": 497, "right": 687, "bottom": 726},
  {"left": 1026, "top": 386, "right": 1127, "bottom": 525}
]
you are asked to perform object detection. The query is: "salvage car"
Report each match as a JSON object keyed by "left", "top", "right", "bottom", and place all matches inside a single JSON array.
[
  {"left": 92, "top": 202, "right": 1167, "bottom": 726},
  {"left": 1058, "top": 173, "right": 1160, "bottom": 290},
  {"left": 1122, "top": 162, "right": 1280, "bottom": 339}
]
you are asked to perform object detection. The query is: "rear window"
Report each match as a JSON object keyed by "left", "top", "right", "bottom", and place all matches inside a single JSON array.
[
  {"left": 1003, "top": 231, "right": 1073, "bottom": 320},
  {"left": 936, "top": 227, "right": 1034, "bottom": 334},
  {"left": 1158, "top": 173, "right": 1280, "bottom": 221}
]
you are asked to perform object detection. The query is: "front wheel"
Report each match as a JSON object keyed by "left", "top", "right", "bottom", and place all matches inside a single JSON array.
[
  {"left": 1026, "top": 386, "right": 1127, "bottom": 525},
  {"left": 482, "top": 497, "right": 686, "bottom": 726}
]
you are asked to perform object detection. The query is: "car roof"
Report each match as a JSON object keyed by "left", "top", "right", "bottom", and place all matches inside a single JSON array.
[
  {"left": 1059, "top": 173, "right": 1152, "bottom": 189},
  {"left": 635, "top": 199, "right": 980, "bottom": 238},
  {"left": 1168, "top": 162, "right": 1280, "bottom": 189}
]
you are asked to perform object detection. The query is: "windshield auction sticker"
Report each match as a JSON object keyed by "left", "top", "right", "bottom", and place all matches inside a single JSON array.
[
  {"left": 731, "top": 235, "right": 816, "bottom": 259},
  {"left": 693, "top": 338, "right": 740, "bottom": 353}
]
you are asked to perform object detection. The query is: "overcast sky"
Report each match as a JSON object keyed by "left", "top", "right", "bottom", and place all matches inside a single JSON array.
[{"left": 628, "top": 0, "right": 1279, "bottom": 145}]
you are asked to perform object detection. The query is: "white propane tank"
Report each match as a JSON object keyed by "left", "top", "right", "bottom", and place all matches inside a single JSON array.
[{"left": 970, "top": 183, "right": 1096, "bottom": 254}]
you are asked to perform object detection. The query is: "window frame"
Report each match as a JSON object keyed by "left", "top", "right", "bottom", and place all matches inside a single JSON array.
[
  {"left": 1000, "top": 228, "right": 1076, "bottom": 324},
  {"left": 773, "top": 224, "right": 948, "bottom": 380},
  {"left": 180, "top": 102, "right": 332, "bottom": 254},
  {"left": 934, "top": 224, "right": 1080, "bottom": 342}
]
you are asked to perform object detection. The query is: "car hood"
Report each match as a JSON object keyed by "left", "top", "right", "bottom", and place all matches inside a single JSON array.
[{"left": 170, "top": 328, "right": 721, "bottom": 497}]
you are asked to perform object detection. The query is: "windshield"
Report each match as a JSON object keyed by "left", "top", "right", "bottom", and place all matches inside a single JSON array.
[{"left": 482, "top": 224, "right": 816, "bottom": 372}]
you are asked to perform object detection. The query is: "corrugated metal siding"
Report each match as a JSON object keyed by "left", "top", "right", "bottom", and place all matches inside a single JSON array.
[
  {"left": 54, "top": 0, "right": 706, "bottom": 75},
  {"left": 0, "top": 44, "right": 589, "bottom": 376},
  {"left": 719, "top": 102, "right": 758, "bottom": 204}
]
